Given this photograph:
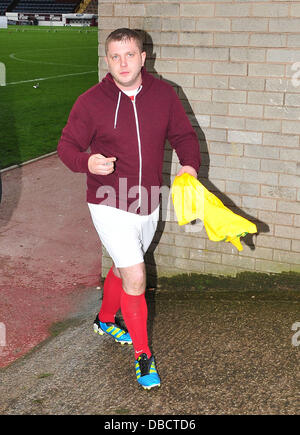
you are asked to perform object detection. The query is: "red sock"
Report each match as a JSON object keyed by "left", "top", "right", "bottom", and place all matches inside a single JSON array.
[
  {"left": 98, "top": 267, "right": 123, "bottom": 323},
  {"left": 120, "top": 290, "right": 151, "bottom": 360}
]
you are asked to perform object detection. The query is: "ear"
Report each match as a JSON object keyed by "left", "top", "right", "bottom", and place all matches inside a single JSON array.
[{"left": 141, "top": 51, "right": 146, "bottom": 66}]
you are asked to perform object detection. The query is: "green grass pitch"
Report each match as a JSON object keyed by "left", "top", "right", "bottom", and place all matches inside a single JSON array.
[{"left": 0, "top": 26, "right": 98, "bottom": 169}]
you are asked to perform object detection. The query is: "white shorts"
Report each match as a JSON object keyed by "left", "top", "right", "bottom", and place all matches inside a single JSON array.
[{"left": 88, "top": 203, "right": 160, "bottom": 268}]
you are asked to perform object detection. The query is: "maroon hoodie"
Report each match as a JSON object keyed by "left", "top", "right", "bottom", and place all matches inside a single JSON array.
[{"left": 57, "top": 68, "right": 201, "bottom": 215}]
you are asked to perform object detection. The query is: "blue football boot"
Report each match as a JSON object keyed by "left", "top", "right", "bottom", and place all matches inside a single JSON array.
[
  {"left": 93, "top": 316, "right": 132, "bottom": 345},
  {"left": 135, "top": 353, "right": 161, "bottom": 390}
]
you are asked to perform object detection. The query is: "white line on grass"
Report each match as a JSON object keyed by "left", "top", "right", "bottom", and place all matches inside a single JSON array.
[
  {"left": 9, "top": 48, "right": 97, "bottom": 68},
  {"left": 6, "top": 70, "right": 98, "bottom": 85}
]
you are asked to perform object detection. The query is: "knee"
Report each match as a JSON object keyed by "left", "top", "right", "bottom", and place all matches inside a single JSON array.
[{"left": 122, "top": 270, "right": 145, "bottom": 296}]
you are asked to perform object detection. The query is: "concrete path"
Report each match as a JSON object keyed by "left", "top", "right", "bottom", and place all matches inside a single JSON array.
[
  {"left": 0, "top": 154, "right": 101, "bottom": 367},
  {"left": 0, "top": 284, "right": 299, "bottom": 415}
]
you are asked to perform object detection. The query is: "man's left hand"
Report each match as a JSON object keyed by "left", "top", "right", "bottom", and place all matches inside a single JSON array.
[{"left": 177, "top": 165, "right": 197, "bottom": 178}]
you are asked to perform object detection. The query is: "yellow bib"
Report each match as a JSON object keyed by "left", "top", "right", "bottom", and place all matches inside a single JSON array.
[{"left": 171, "top": 173, "right": 257, "bottom": 251}]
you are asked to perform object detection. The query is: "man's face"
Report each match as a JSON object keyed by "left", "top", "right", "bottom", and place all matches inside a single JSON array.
[{"left": 105, "top": 38, "right": 146, "bottom": 91}]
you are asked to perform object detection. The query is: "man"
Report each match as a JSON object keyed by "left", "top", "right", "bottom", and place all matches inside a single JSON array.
[{"left": 57, "top": 28, "right": 201, "bottom": 390}]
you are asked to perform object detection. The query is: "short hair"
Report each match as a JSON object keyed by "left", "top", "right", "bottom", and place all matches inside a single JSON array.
[{"left": 105, "top": 28, "right": 144, "bottom": 54}]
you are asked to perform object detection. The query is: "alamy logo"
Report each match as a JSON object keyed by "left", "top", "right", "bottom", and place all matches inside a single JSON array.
[
  {"left": 95, "top": 178, "right": 205, "bottom": 233},
  {"left": 291, "top": 322, "right": 300, "bottom": 347},
  {"left": 291, "top": 62, "right": 300, "bottom": 88},
  {"left": 0, "top": 322, "right": 6, "bottom": 347},
  {"left": 0, "top": 62, "right": 6, "bottom": 87},
  {"left": 292, "top": 322, "right": 300, "bottom": 347}
]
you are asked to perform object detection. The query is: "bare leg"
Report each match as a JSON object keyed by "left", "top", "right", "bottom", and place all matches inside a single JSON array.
[{"left": 116, "top": 262, "right": 146, "bottom": 296}]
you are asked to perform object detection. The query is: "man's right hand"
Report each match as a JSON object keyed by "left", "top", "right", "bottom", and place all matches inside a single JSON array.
[{"left": 88, "top": 154, "right": 116, "bottom": 175}]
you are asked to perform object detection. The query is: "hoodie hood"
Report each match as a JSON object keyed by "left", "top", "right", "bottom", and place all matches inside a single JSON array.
[
  {"left": 100, "top": 67, "right": 155, "bottom": 99},
  {"left": 101, "top": 67, "right": 154, "bottom": 130}
]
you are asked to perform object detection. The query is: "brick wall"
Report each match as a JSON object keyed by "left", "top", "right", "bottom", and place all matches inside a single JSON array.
[{"left": 98, "top": 1, "right": 300, "bottom": 281}]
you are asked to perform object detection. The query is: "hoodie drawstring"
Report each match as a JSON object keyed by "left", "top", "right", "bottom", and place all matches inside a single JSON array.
[{"left": 114, "top": 91, "right": 121, "bottom": 129}]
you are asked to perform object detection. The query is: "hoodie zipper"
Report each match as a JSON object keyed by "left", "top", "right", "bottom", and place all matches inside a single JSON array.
[
  {"left": 131, "top": 86, "right": 143, "bottom": 211},
  {"left": 113, "top": 86, "right": 143, "bottom": 212},
  {"left": 114, "top": 91, "right": 121, "bottom": 129}
]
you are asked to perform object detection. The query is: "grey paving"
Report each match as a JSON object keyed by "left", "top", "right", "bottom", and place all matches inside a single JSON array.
[{"left": 0, "top": 284, "right": 299, "bottom": 415}]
